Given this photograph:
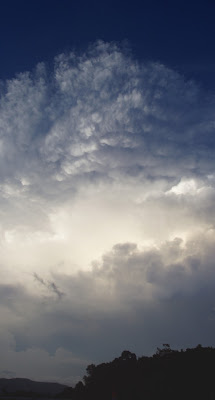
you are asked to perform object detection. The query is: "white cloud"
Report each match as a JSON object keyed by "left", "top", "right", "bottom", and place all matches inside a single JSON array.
[{"left": 0, "top": 41, "right": 215, "bottom": 382}]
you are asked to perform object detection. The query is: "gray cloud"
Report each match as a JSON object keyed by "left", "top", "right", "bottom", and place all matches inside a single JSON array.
[
  {"left": 1, "top": 231, "right": 215, "bottom": 379},
  {"left": 0, "top": 41, "right": 215, "bottom": 383}
]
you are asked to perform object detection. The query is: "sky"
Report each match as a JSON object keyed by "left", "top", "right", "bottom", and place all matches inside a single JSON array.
[{"left": 0, "top": 0, "right": 215, "bottom": 386}]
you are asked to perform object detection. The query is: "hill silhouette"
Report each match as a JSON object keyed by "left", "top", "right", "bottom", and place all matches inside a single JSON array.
[
  {"left": 1, "top": 345, "right": 215, "bottom": 399},
  {"left": 59, "top": 344, "right": 215, "bottom": 400},
  {"left": 0, "top": 378, "right": 67, "bottom": 397}
]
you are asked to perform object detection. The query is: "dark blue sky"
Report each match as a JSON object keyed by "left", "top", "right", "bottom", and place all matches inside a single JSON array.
[{"left": 1, "top": 0, "right": 215, "bottom": 88}]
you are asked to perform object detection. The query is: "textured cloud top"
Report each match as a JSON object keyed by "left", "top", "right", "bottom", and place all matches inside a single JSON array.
[
  {"left": 0, "top": 41, "right": 215, "bottom": 383},
  {"left": 1, "top": 42, "right": 214, "bottom": 186}
]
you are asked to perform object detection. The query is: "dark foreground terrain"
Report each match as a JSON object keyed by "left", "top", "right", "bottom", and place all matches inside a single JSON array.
[
  {"left": 60, "top": 345, "right": 215, "bottom": 400},
  {"left": 1, "top": 345, "right": 215, "bottom": 399}
]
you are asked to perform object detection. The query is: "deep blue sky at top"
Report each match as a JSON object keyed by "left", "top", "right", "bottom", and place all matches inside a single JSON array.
[{"left": 1, "top": 0, "right": 215, "bottom": 89}]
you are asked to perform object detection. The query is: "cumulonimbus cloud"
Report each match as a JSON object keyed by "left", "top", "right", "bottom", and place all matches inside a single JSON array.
[{"left": 0, "top": 41, "right": 215, "bottom": 382}]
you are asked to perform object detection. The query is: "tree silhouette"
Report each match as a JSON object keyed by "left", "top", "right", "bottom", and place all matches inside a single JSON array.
[{"left": 59, "top": 345, "right": 215, "bottom": 400}]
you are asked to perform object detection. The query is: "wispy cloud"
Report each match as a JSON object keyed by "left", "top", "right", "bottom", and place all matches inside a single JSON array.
[{"left": 33, "top": 273, "right": 64, "bottom": 300}]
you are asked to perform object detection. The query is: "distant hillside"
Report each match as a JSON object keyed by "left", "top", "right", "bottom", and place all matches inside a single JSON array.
[{"left": 0, "top": 378, "right": 67, "bottom": 396}]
